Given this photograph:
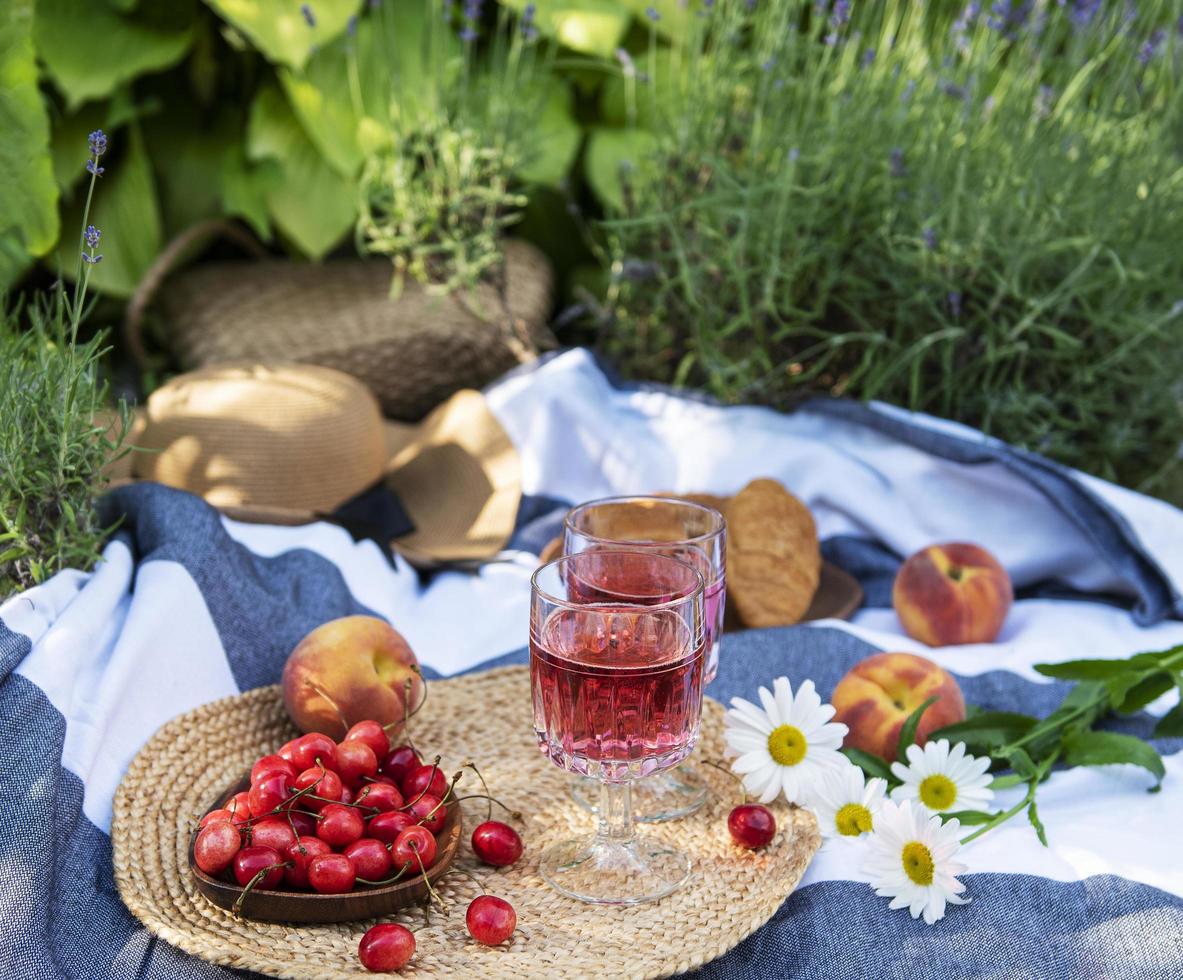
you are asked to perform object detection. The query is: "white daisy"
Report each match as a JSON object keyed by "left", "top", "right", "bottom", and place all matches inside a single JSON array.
[
  {"left": 724, "top": 677, "right": 849, "bottom": 805},
  {"left": 810, "top": 761, "right": 888, "bottom": 839},
  {"left": 889, "top": 739, "right": 994, "bottom": 813},
  {"left": 862, "top": 798, "right": 970, "bottom": 925}
]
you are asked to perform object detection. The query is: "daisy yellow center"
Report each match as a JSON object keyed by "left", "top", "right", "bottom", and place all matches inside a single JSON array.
[
  {"left": 834, "top": 803, "right": 873, "bottom": 836},
  {"left": 918, "top": 774, "right": 958, "bottom": 811},
  {"left": 901, "top": 841, "right": 935, "bottom": 886},
  {"left": 767, "top": 724, "right": 808, "bottom": 766}
]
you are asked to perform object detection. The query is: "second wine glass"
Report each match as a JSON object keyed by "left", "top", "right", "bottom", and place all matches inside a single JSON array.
[{"left": 563, "top": 496, "right": 726, "bottom": 821}]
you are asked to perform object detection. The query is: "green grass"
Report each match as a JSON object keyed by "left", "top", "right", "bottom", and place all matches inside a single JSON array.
[{"left": 596, "top": 1, "right": 1183, "bottom": 499}]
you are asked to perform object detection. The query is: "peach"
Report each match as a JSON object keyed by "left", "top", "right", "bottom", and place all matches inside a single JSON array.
[
  {"left": 282, "top": 616, "right": 423, "bottom": 740},
  {"left": 831, "top": 652, "right": 965, "bottom": 762},
  {"left": 892, "top": 542, "right": 1013, "bottom": 646}
]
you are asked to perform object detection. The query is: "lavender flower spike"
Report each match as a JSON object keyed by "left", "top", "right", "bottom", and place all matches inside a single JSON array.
[
  {"left": 88, "top": 130, "right": 108, "bottom": 157},
  {"left": 889, "top": 147, "right": 906, "bottom": 178},
  {"left": 300, "top": 3, "right": 316, "bottom": 27},
  {"left": 645, "top": 5, "right": 660, "bottom": 22},
  {"left": 84, "top": 225, "right": 101, "bottom": 249}
]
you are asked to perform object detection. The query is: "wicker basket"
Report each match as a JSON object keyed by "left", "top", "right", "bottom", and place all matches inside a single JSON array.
[{"left": 128, "top": 224, "right": 554, "bottom": 420}]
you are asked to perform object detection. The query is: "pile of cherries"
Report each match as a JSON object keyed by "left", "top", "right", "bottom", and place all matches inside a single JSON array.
[{"left": 191, "top": 719, "right": 523, "bottom": 972}]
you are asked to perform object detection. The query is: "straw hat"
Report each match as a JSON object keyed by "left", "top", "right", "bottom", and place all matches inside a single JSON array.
[{"left": 106, "top": 363, "right": 520, "bottom": 565}]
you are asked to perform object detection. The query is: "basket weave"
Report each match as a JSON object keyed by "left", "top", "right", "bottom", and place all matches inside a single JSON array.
[
  {"left": 154, "top": 240, "right": 553, "bottom": 420},
  {"left": 112, "top": 667, "right": 820, "bottom": 979}
]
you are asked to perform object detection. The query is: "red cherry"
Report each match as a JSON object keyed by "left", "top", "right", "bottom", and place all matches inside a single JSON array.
[
  {"left": 291, "top": 733, "right": 338, "bottom": 773},
  {"left": 194, "top": 820, "right": 241, "bottom": 875},
  {"left": 288, "top": 810, "right": 317, "bottom": 838},
  {"left": 226, "top": 792, "right": 252, "bottom": 827},
  {"left": 344, "top": 838, "right": 392, "bottom": 881},
  {"left": 391, "top": 825, "right": 437, "bottom": 874},
  {"left": 250, "top": 754, "right": 297, "bottom": 785},
  {"left": 307, "top": 852, "right": 356, "bottom": 894},
  {"left": 335, "top": 741, "right": 379, "bottom": 788},
  {"left": 198, "top": 808, "right": 233, "bottom": 829},
  {"left": 250, "top": 817, "right": 297, "bottom": 853},
  {"left": 355, "top": 782, "right": 403, "bottom": 813},
  {"left": 248, "top": 772, "right": 295, "bottom": 817},
  {"left": 405, "top": 793, "right": 446, "bottom": 834},
  {"left": 727, "top": 803, "right": 776, "bottom": 849},
  {"left": 344, "top": 720, "right": 390, "bottom": 760},
  {"left": 233, "top": 845, "right": 285, "bottom": 888},
  {"left": 466, "top": 895, "right": 516, "bottom": 946},
  {"left": 340, "top": 784, "right": 355, "bottom": 806},
  {"left": 368, "top": 810, "right": 416, "bottom": 845},
  {"left": 358, "top": 923, "right": 415, "bottom": 972},
  {"left": 278, "top": 737, "right": 301, "bottom": 766},
  {"left": 283, "top": 836, "right": 330, "bottom": 889},
  {"left": 381, "top": 745, "right": 421, "bottom": 785},
  {"left": 401, "top": 763, "right": 447, "bottom": 801},
  {"left": 471, "top": 821, "right": 523, "bottom": 867},
  {"left": 317, "top": 803, "right": 365, "bottom": 849},
  {"left": 294, "top": 766, "right": 343, "bottom": 810},
  {"left": 368, "top": 774, "right": 396, "bottom": 787}
]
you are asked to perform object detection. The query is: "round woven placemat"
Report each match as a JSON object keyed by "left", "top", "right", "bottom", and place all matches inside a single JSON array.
[{"left": 113, "top": 666, "right": 819, "bottom": 979}]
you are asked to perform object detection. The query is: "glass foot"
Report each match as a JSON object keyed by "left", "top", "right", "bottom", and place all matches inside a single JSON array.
[
  {"left": 570, "top": 765, "right": 710, "bottom": 823},
  {"left": 539, "top": 835, "right": 692, "bottom": 905}
]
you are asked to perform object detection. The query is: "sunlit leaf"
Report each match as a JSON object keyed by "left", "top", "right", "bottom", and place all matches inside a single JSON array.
[
  {"left": 584, "top": 126, "right": 658, "bottom": 212},
  {"left": 203, "top": 0, "right": 362, "bottom": 69},
  {"left": 517, "top": 82, "right": 582, "bottom": 187},
  {"left": 500, "top": 0, "right": 630, "bottom": 58}
]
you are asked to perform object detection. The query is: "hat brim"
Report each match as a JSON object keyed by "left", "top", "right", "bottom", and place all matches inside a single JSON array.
[{"left": 104, "top": 389, "right": 521, "bottom": 566}]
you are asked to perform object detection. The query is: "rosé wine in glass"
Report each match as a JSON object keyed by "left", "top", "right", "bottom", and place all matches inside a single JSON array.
[{"left": 531, "top": 550, "right": 705, "bottom": 905}]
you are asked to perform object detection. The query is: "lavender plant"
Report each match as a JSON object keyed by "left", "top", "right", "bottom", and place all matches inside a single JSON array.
[
  {"left": 0, "top": 131, "right": 131, "bottom": 597},
  {"left": 595, "top": 0, "right": 1183, "bottom": 497}
]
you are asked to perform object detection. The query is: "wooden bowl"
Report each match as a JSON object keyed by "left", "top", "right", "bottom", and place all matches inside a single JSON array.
[{"left": 188, "top": 777, "right": 463, "bottom": 923}]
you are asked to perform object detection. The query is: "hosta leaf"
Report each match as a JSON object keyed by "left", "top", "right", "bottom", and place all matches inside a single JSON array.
[
  {"left": 584, "top": 126, "right": 658, "bottom": 212},
  {"left": 1061, "top": 731, "right": 1165, "bottom": 790},
  {"left": 0, "top": 1, "right": 59, "bottom": 267},
  {"left": 500, "top": 0, "right": 630, "bottom": 58},
  {"left": 34, "top": 0, "right": 195, "bottom": 108},
  {"left": 203, "top": 0, "right": 362, "bottom": 69},
  {"left": 516, "top": 82, "right": 582, "bottom": 187},
  {"left": 220, "top": 146, "right": 274, "bottom": 241},
  {"left": 54, "top": 127, "right": 163, "bottom": 297},
  {"left": 247, "top": 85, "right": 354, "bottom": 257}
]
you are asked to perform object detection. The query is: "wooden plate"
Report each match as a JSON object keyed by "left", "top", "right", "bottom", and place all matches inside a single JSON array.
[
  {"left": 188, "top": 777, "right": 462, "bottom": 923},
  {"left": 802, "top": 560, "right": 863, "bottom": 622}
]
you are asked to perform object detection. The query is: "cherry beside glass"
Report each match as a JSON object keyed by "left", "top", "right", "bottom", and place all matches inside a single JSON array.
[
  {"left": 531, "top": 550, "right": 706, "bottom": 904},
  {"left": 563, "top": 496, "right": 726, "bottom": 821}
]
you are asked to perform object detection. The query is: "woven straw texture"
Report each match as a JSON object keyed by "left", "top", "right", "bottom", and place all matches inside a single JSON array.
[
  {"left": 112, "top": 667, "right": 820, "bottom": 979},
  {"left": 158, "top": 240, "right": 553, "bottom": 420}
]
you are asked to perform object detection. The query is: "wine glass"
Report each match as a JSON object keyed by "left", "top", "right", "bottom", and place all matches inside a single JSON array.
[
  {"left": 531, "top": 550, "right": 706, "bottom": 904},
  {"left": 563, "top": 496, "right": 726, "bottom": 821}
]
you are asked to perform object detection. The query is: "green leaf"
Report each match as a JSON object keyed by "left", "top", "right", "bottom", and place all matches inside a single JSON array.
[
  {"left": 1153, "top": 699, "right": 1183, "bottom": 738},
  {"left": 55, "top": 126, "right": 163, "bottom": 297},
  {"left": 840, "top": 746, "right": 893, "bottom": 783},
  {"left": 500, "top": 0, "right": 631, "bottom": 58},
  {"left": 0, "top": 1, "right": 59, "bottom": 262},
  {"left": 1004, "top": 747, "right": 1038, "bottom": 780},
  {"left": 896, "top": 695, "right": 939, "bottom": 762},
  {"left": 929, "top": 711, "right": 1038, "bottom": 751},
  {"left": 1109, "top": 671, "right": 1174, "bottom": 714},
  {"left": 942, "top": 809, "right": 993, "bottom": 825},
  {"left": 246, "top": 85, "right": 354, "bottom": 258},
  {"left": 1033, "top": 659, "right": 1141, "bottom": 681},
  {"left": 34, "top": 0, "right": 195, "bottom": 109},
  {"left": 1061, "top": 731, "right": 1165, "bottom": 789},
  {"left": 988, "top": 773, "right": 1027, "bottom": 790},
  {"left": 1027, "top": 799, "right": 1048, "bottom": 846},
  {"left": 618, "top": 0, "right": 698, "bottom": 43},
  {"left": 517, "top": 83, "right": 582, "bottom": 187},
  {"left": 202, "top": 0, "right": 362, "bottom": 69},
  {"left": 145, "top": 107, "right": 240, "bottom": 236},
  {"left": 220, "top": 146, "right": 274, "bottom": 241},
  {"left": 585, "top": 126, "right": 658, "bottom": 212}
]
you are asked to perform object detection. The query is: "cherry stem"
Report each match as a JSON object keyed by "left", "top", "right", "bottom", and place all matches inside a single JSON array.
[
  {"left": 416, "top": 773, "right": 463, "bottom": 827},
  {"left": 383, "top": 668, "right": 426, "bottom": 745},
  {"left": 451, "top": 794, "right": 522, "bottom": 819},
  {"left": 401, "top": 756, "right": 445, "bottom": 811},
  {"left": 704, "top": 760, "right": 748, "bottom": 805},
  {"left": 462, "top": 760, "right": 494, "bottom": 822},
  {"left": 356, "top": 865, "right": 410, "bottom": 887},
  {"left": 232, "top": 862, "right": 289, "bottom": 917},
  {"left": 306, "top": 680, "right": 350, "bottom": 734},
  {"left": 415, "top": 850, "right": 446, "bottom": 910}
]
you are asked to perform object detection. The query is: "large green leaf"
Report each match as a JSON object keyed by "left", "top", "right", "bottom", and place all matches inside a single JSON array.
[
  {"left": 279, "top": 7, "right": 451, "bottom": 177},
  {"left": 221, "top": 146, "right": 274, "bottom": 241},
  {"left": 500, "top": 0, "right": 630, "bottom": 58},
  {"left": 204, "top": 0, "right": 362, "bottom": 69},
  {"left": 55, "top": 127, "right": 163, "bottom": 297},
  {"left": 247, "top": 85, "right": 354, "bottom": 257},
  {"left": 0, "top": 0, "right": 58, "bottom": 278},
  {"left": 584, "top": 126, "right": 657, "bottom": 212},
  {"left": 144, "top": 109, "right": 239, "bottom": 236},
  {"left": 517, "top": 82, "right": 582, "bottom": 187},
  {"left": 34, "top": 0, "right": 195, "bottom": 108},
  {"left": 617, "top": 0, "right": 699, "bottom": 42},
  {"left": 1061, "top": 730, "right": 1165, "bottom": 790}
]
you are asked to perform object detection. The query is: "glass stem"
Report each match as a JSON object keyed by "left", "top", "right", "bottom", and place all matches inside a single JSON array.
[{"left": 597, "top": 781, "right": 635, "bottom": 846}]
